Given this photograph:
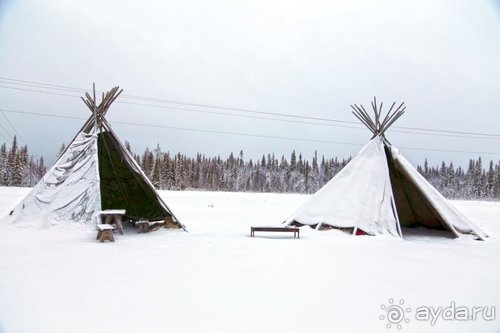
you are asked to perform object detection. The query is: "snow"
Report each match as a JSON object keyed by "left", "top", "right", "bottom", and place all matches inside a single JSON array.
[
  {"left": 99, "top": 209, "right": 127, "bottom": 215},
  {"left": 96, "top": 224, "right": 114, "bottom": 230},
  {"left": 0, "top": 187, "right": 499, "bottom": 333}
]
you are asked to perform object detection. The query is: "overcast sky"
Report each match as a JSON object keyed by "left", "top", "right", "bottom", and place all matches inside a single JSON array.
[{"left": 0, "top": 0, "right": 499, "bottom": 167}]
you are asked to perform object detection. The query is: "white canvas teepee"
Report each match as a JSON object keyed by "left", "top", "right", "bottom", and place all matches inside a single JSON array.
[
  {"left": 6, "top": 85, "right": 185, "bottom": 230},
  {"left": 285, "top": 98, "right": 488, "bottom": 240}
]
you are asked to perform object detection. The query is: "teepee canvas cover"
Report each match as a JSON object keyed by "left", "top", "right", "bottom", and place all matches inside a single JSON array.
[
  {"left": 285, "top": 98, "right": 487, "bottom": 240},
  {"left": 8, "top": 86, "right": 185, "bottom": 230}
]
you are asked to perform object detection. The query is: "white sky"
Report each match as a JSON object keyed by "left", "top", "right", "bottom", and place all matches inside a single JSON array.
[{"left": 0, "top": 0, "right": 499, "bottom": 167}]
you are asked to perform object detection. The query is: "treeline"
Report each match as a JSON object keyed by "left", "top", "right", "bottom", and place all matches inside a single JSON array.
[
  {"left": 417, "top": 158, "right": 500, "bottom": 199},
  {"left": 131, "top": 143, "right": 500, "bottom": 200},
  {"left": 0, "top": 136, "right": 46, "bottom": 187},
  {"left": 1, "top": 137, "right": 500, "bottom": 200},
  {"left": 130, "top": 143, "right": 350, "bottom": 194}
]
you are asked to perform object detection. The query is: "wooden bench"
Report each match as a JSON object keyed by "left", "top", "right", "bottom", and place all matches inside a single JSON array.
[
  {"left": 96, "top": 224, "right": 115, "bottom": 242},
  {"left": 250, "top": 226, "right": 300, "bottom": 239}
]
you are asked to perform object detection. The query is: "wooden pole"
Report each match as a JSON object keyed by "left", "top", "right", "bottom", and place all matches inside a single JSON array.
[
  {"left": 359, "top": 105, "right": 378, "bottom": 133},
  {"left": 351, "top": 105, "right": 376, "bottom": 134},
  {"left": 380, "top": 102, "right": 405, "bottom": 131},
  {"left": 93, "top": 83, "right": 98, "bottom": 131},
  {"left": 352, "top": 111, "right": 375, "bottom": 133},
  {"left": 380, "top": 110, "right": 405, "bottom": 136}
]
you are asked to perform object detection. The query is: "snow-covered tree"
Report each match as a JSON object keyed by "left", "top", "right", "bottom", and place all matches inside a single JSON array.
[
  {"left": 486, "top": 161, "right": 495, "bottom": 198},
  {"left": 7, "top": 136, "right": 20, "bottom": 186},
  {"left": 0, "top": 142, "right": 7, "bottom": 185},
  {"left": 495, "top": 162, "right": 500, "bottom": 199}
]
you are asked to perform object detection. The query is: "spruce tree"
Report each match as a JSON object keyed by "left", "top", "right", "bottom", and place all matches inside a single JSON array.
[
  {"left": 290, "top": 150, "right": 297, "bottom": 171},
  {"left": 7, "top": 136, "right": 18, "bottom": 186},
  {"left": 311, "top": 150, "right": 320, "bottom": 192},
  {"left": 18, "top": 146, "right": 30, "bottom": 186},
  {"left": 495, "top": 162, "right": 500, "bottom": 198},
  {"left": 487, "top": 161, "right": 495, "bottom": 198},
  {"left": 10, "top": 153, "right": 23, "bottom": 186},
  {"left": 0, "top": 142, "right": 7, "bottom": 185},
  {"left": 151, "top": 158, "right": 161, "bottom": 188},
  {"left": 150, "top": 144, "right": 162, "bottom": 188},
  {"left": 474, "top": 157, "right": 483, "bottom": 198},
  {"left": 465, "top": 159, "right": 475, "bottom": 198},
  {"left": 446, "top": 162, "right": 456, "bottom": 198}
]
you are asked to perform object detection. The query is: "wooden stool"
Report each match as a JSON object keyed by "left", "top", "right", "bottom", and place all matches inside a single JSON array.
[
  {"left": 136, "top": 220, "right": 149, "bottom": 233},
  {"left": 97, "top": 224, "right": 115, "bottom": 242}
]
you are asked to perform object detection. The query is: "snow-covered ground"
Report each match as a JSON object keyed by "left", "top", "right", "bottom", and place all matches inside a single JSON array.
[{"left": 0, "top": 187, "right": 498, "bottom": 333}]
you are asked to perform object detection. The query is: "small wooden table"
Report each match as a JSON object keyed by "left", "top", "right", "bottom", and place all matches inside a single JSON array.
[
  {"left": 99, "top": 209, "right": 126, "bottom": 235},
  {"left": 250, "top": 226, "right": 300, "bottom": 239},
  {"left": 96, "top": 224, "right": 115, "bottom": 242}
]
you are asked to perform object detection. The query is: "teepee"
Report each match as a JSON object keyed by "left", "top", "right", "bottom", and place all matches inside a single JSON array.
[
  {"left": 285, "top": 98, "right": 487, "bottom": 240},
  {"left": 7, "top": 85, "right": 185, "bottom": 230}
]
